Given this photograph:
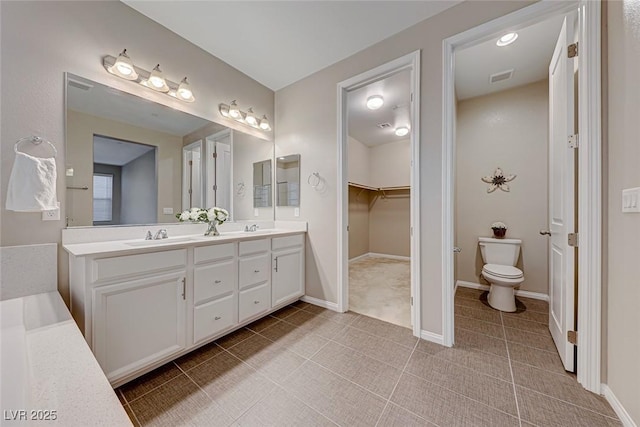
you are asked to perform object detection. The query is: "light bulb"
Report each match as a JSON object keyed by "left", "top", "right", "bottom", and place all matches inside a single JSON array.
[
  {"left": 366, "top": 95, "right": 384, "bottom": 110},
  {"left": 229, "top": 101, "right": 241, "bottom": 119},
  {"left": 148, "top": 64, "right": 169, "bottom": 92},
  {"left": 176, "top": 77, "right": 194, "bottom": 102},
  {"left": 245, "top": 108, "right": 258, "bottom": 127},
  {"left": 395, "top": 126, "right": 409, "bottom": 137},
  {"left": 109, "top": 49, "right": 138, "bottom": 81},
  {"left": 496, "top": 32, "right": 518, "bottom": 47},
  {"left": 259, "top": 115, "right": 271, "bottom": 131}
]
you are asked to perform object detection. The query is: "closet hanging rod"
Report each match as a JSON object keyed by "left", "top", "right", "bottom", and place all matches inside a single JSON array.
[{"left": 66, "top": 186, "right": 89, "bottom": 190}]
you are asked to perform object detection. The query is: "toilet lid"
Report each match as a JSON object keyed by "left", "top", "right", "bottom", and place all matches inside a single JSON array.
[{"left": 483, "top": 264, "right": 523, "bottom": 279}]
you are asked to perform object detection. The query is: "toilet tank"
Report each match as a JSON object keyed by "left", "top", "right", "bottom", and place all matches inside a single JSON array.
[{"left": 478, "top": 237, "right": 522, "bottom": 266}]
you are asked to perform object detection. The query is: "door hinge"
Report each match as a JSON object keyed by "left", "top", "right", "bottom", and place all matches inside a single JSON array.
[
  {"left": 212, "top": 184, "right": 218, "bottom": 191},
  {"left": 410, "top": 93, "right": 414, "bottom": 102},
  {"left": 410, "top": 297, "right": 413, "bottom": 306},
  {"left": 568, "top": 134, "right": 579, "bottom": 149},
  {"left": 568, "top": 330, "right": 577, "bottom": 345},
  {"left": 188, "top": 160, "right": 193, "bottom": 166},
  {"left": 410, "top": 226, "right": 413, "bottom": 237},
  {"left": 568, "top": 233, "right": 579, "bottom": 247},
  {"left": 568, "top": 43, "right": 578, "bottom": 58},
  {"left": 347, "top": 225, "right": 349, "bottom": 232},
  {"left": 212, "top": 152, "right": 217, "bottom": 159}
]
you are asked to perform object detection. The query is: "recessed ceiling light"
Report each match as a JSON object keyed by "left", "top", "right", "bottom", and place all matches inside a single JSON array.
[
  {"left": 366, "top": 95, "right": 384, "bottom": 110},
  {"left": 496, "top": 32, "right": 518, "bottom": 47},
  {"left": 395, "top": 126, "right": 409, "bottom": 137}
]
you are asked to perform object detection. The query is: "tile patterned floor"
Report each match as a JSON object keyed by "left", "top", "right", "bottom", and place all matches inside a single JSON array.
[{"left": 117, "top": 291, "right": 620, "bottom": 426}]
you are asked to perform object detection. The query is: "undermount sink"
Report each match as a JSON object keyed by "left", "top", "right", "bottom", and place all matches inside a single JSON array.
[{"left": 125, "top": 236, "right": 196, "bottom": 247}]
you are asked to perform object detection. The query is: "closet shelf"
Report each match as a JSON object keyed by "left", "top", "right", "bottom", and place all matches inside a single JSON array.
[{"left": 348, "top": 182, "right": 410, "bottom": 192}]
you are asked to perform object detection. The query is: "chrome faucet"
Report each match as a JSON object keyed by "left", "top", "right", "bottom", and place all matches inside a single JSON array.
[
  {"left": 244, "top": 224, "right": 259, "bottom": 232},
  {"left": 153, "top": 229, "right": 168, "bottom": 240},
  {"left": 145, "top": 231, "right": 153, "bottom": 240}
]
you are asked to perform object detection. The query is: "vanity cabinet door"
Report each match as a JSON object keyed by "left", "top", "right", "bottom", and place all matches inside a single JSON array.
[
  {"left": 92, "top": 272, "right": 187, "bottom": 383},
  {"left": 272, "top": 247, "right": 305, "bottom": 307}
]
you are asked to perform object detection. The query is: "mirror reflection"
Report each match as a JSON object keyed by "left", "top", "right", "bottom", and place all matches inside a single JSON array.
[
  {"left": 65, "top": 73, "right": 274, "bottom": 227},
  {"left": 253, "top": 160, "right": 272, "bottom": 208},
  {"left": 276, "top": 154, "right": 300, "bottom": 207}
]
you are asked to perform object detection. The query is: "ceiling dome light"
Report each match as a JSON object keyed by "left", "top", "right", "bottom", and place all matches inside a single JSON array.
[
  {"left": 366, "top": 95, "right": 384, "bottom": 110},
  {"left": 176, "top": 77, "right": 195, "bottom": 102},
  {"left": 496, "top": 32, "right": 518, "bottom": 47},
  {"left": 148, "top": 64, "right": 169, "bottom": 92},
  {"left": 109, "top": 49, "right": 138, "bottom": 80},
  {"left": 259, "top": 115, "right": 271, "bottom": 131},
  {"left": 395, "top": 126, "right": 410, "bottom": 137},
  {"left": 229, "top": 100, "right": 241, "bottom": 119},
  {"left": 245, "top": 108, "right": 258, "bottom": 127}
]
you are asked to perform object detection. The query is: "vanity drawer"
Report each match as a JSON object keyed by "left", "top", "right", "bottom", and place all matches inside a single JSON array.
[
  {"left": 194, "top": 243, "right": 235, "bottom": 265},
  {"left": 193, "top": 293, "right": 236, "bottom": 344},
  {"left": 93, "top": 249, "right": 186, "bottom": 283},
  {"left": 238, "top": 239, "right": 269, "bottom": 257},
  {"left": 238, "top": 254, "right": 270, "bottom": 289},
  {"left": 193, "top": 260, "right": 236, "bottom": 304},
  {"left": 272, "top": 234, "right": 304, "bottom": 251},
  {"left": 239, "top": 282, "right": 271, "bottom": 323}
]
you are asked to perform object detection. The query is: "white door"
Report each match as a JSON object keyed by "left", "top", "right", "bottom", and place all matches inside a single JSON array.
[
  {"left": 548, "top": 16, "right": 576, "bottom": 372},
  {"left": 272, "top": 248, "right": 304, "bottom": 307},
  {"left": 216, "top": 141, "right": 232, "bottom": 211}
]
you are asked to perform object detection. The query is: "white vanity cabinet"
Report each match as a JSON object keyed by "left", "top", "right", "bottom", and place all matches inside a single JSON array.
[
  {"left": 272, "top": 234, "right": 305, "bottom": 307},
  {"left": 77, "top": 249, "right": 188, "bottom": 384},
  {"left": 66, "top": 230, "right": 306, "bottom": 387}
]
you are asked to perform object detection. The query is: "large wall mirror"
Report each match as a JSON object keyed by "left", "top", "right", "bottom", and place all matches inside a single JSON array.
[{"left": 65, "top": 73, "right": 274, "bottom": 227}]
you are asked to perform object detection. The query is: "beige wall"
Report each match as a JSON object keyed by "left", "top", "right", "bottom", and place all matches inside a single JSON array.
[
  {"left": 66, "top": 110, "right": 183, "bottom": 226},
  {"left": 455, "top": 80, "right": 549, "bottom": 295},
  {"left": 0, "top": 1, "right": 274, "bottom": 304},
  {"left": 369, "top": 189, "right": 411, "bottom": 257},
  {"left": 606, "top": 0, "right": 640, "bottom": 423},
  {"left": 370, "top": 139, "right": 411, "bottom": 188},
  {"left": 275, "top": 1, "right": 531, "bottom": 331},
  {"left": 347, "top": 136, "right": 371, "bottom": 186},
  {"left": 348, "top": 187, "right": 370, "bottom": 259}
]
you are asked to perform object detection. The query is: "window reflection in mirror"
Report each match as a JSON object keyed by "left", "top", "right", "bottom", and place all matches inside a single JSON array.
[
  {"left": 253, "top": 160, "right": 272, "bottom": 208},
  {"left": 276, "top": 154, "right": 300, "bottom": 207},
  {"left": 65, "top": 73, "right": 274, "bottom": 227}
]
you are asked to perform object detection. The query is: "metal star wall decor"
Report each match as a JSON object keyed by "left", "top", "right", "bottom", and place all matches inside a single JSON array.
[{"left": 482, "top": 167, "right": 516, "bottom": 193}]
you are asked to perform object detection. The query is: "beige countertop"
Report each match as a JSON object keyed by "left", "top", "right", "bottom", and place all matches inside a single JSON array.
[{"left": 63, "top": 228, "right": 306, "bottom": 257}]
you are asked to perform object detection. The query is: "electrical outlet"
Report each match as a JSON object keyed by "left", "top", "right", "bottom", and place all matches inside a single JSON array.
[
  {"left": 294, "top": 207, "right": 300, "bottom": 217},
  {"left": 163, "top": 207, "right": 174, "bottom": 215},
  {"left": 42, "top": 206, "right": 60, "bottom": 221},
  {"left": 254, "top": 209, "right": 259, "bottom": 217},
  {"left": 622, "top": 187, "right": 640, "bottom": 213}
]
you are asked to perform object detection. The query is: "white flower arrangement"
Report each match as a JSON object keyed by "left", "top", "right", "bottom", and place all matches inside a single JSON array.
[
  {"left": 176, "top": 207, "right": 229, "bottom": 225},
  {"left": 491, "top": 221, "right": 507, "bottom": 230}
]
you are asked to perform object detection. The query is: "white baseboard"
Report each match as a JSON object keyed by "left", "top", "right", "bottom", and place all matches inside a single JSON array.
[
  {"left": 455, "top": 280, "right": 549, "bottom": 302},
  {"left": 601, "top": 384, "right": 638, "bottom": 427},
  {"left": 368, "top": 252, "right": 411, "bottom": 261},
  {"left": 301, "top": 295, "right": 340, "bottom": 312},
  {"left": 420, "top": 330, "right": 445, "bottom": 346},
  {"left": 348, "top": 253, "right": 370, "bottom": 262}
]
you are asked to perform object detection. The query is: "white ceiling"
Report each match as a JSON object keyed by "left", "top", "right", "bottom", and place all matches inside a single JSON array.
[
  {"left": 94, "top": 135, "right": 155, "bottom": 166},
  {"left": 67, "top": 74, "right": 213, "bottom": 137},
  {"left": 455, "top": 15, "right": 565, "bottom": 100},
  {"left": 348, "top": 69, "right": 411, "bottom": 147},
  {"left": 122, "top": 1, "right": 462, "bottom": 91}
]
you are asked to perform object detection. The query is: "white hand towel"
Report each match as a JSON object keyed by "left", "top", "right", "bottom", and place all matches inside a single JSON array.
[{"left": 6, "top": 152, "right": 58, "bottom": 212}]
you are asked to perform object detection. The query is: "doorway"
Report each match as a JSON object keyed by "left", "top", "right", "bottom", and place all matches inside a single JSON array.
[
  {"left": 443, "top": 1, "right": 602, "bottom": 392},
  {"left": 337, "top": 51, "right": 421, "bottom": 336}
]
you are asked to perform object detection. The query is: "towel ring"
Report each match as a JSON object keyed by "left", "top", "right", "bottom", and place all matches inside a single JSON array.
[
  {"left": 14, "top": 136, "right": 57, "bottom": 157},
  {"left": 307, "top": 172, "right": 321, "bottom": 188}
]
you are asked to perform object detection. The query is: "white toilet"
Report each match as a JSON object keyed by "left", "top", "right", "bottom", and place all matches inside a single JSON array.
[{"left": 478, "top": 237, "right": 524, "bottom": 312}]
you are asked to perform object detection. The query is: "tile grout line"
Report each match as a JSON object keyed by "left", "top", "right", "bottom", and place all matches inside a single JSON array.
[
  {"left": 501, "top": 311, "right": 523, "bottom": 427},
  {"left": 373, "top": 339, "right": 425, "bottom": 427},
  {"left": 121, "top": 367, "right": 186, "bottom": 405}
]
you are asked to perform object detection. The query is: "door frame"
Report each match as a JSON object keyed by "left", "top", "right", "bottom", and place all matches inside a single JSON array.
[
  {"left": 442, "top": 1, "right": 602, "bottom": 392},
  {"left": 337, "top": 50, "right": 422, "bottom": 337}
]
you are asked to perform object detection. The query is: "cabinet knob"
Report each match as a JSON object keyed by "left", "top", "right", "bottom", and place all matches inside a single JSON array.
[
  {"left": 254, "top": 300, "right": 260, "bottom": 304},
  {"left": 214, "top": 316, "right": 221, "bottom": 320},
  {"left": 254, "top": 269, "right": 260, "bottom": 273},
  {"left": 214, "top": 280, "right": 222, "bottom": 284}
]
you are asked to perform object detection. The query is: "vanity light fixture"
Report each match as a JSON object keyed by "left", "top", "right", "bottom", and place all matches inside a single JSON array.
[
  {"left": 103, "top": 50, "right": 195, "bottom": 102},
  {"left": 219, "top": 101, "right": 272, "bottom": 132},
  {"left": 496, "top": 32, "right": 518, "bottom": 47},
  {"left": 366, "top": 95, "right": 384, "bottom": 110},
  {"left": 395, "top": 126, "right": 410, "bottom": 137}
]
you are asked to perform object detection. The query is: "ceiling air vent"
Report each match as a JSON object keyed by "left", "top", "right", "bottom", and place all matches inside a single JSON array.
[
  {"left": 489, "top": 69, "right": 514, "bottom": 84},
  {"left": 377, "top": 123, "right": 392, "bottom": 129}
]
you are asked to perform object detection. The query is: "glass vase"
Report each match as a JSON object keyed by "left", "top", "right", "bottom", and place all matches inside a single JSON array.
[{"left": 204, "top": 222, "right": 220, "bottom": 237}]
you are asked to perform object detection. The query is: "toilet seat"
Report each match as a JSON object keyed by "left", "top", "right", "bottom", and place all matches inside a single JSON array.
[{"left": 482, "top": 264, "right": 523, "bottom": 279}]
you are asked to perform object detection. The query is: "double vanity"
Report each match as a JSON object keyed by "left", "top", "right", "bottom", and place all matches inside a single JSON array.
[{"left": 64, "top": 224, "right": 306, "bottom": 387}]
